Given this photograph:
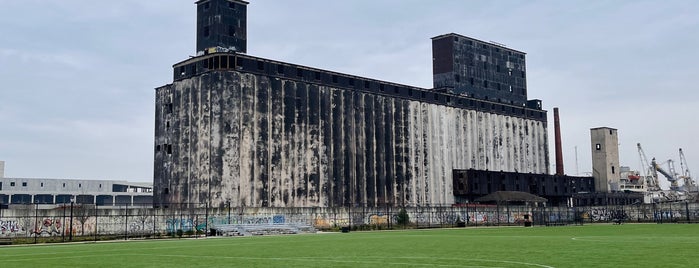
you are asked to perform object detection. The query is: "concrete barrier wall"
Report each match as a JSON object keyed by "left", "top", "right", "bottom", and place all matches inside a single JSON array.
[{"left": 1, "top": 203, "right": 698, "bottom": 238}]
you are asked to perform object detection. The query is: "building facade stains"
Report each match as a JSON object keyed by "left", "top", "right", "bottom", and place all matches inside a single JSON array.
[
  {"left": 154, "top": 70, "right": 548, "bottom": 208},
  {"left": 154, "top": 1, "right": 549, "bottom": 209}
]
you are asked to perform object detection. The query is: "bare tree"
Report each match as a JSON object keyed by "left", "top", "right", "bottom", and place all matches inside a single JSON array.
[
  {"left": 74, "top": 204, "right": 94, "bottom": 236},
  {"left": 15, "top": 205, "right": 34, "bottom": 237},
  {"left": 135, "top": 208, "right": 151, "bottom": 236}
]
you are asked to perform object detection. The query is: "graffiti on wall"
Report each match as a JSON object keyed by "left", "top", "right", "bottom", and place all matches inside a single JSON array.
[
  {"left": 369, "top": 214, "right": 388, "bottom": 225},
  {"left": 129, "top": 220, "right": 155, "bottom": 233},
  {"left": 34, "top": 218, "right": 62, "bottom": 236},
  {"left": 313, "top": 217, "right": 349, "bottom": 227},
  {"left": 653, "top": 211, "right": 676, "bottom": 221},
  {"left": 65, "top": 217, "right": 96, "bottom": 236},
  {"left": 1, "top": 220, "right": 23, "bottom": 235},
  {"left": 582, "top": 208, "right": 628, "bottom": 222},
  {"left": 166, "top": 215, "right": 289, "bottom": 232},
  {"left": 2, "top": 218, "right": 69, "bottom": 237}
]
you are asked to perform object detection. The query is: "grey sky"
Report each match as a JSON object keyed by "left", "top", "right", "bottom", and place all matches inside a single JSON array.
[{"left": 1, "top": 0, "right": 698, "bottom": 187}]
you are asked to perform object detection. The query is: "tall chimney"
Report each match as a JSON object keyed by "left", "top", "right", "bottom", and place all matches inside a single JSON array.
[{"left": 554, "top": 107, "right": 564, "bottom": 176}]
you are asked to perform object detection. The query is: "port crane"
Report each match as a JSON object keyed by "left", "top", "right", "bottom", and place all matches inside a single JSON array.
[
  {"left": 679, "top": 148, "right": 697, "bottom": 191},
  {"left": 651, "top": 158, "right": 680, "bottom": 191},
  {"left": 637, "top": 143, "right": 661, "bottom": 191}
]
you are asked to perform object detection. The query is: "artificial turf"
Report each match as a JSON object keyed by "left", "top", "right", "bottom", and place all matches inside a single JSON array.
[{"left": 1, "top": 224, "right": 697, "bottom": 267}]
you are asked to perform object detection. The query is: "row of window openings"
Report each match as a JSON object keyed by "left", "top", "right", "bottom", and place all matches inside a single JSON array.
[
  {"left": 191, "top": 56, "right": 523, "bottom": 104},
  {"left": 255, "top": 60, "right": 423, "bottom": 96},
  {"left": 459, "top": 62, "right": 525, "bottom": 77},
  {"left": 470, "top": 178, "right": 584, "bottom": 194},
  {"left": 156, "top": 144, "right": 174, "bottom": 155},
  {"left": 189, "top": 57, "right": 436, "bottom": 101},
  {"left": 202, "top": 24, "right": 241, "bottom": 38},
  {"left": 5, "top": 182, "right": 99, "bottom": 188},
  {"left": 183, "top": 57, "right": 540, "bottom": 117},
  {"left": 471, "top": 182, "right": 561, "bottom": 193},
  {"left": 453, "top": 38, "right": 525, "bottom": 59},
  {"left": 263, "top": 63, "right": 532, "bottom": 110},
  {"left": 201, "top": 1, "right": 239, "bottom": 10},
  {"left": 455, "top": 76, "right": 526, "bottom": 95},
  {"left": 186, "top": 59, "right": 527, "bottom": 111}
]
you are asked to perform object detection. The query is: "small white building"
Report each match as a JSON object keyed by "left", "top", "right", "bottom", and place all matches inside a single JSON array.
[{"left": 0, "top": 177, "right": 152, "bottom": 207}]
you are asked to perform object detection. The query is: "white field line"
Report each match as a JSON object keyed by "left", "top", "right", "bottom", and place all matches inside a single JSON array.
[{"left": 2, "top": 253, "right": 556, "bottom": 268}]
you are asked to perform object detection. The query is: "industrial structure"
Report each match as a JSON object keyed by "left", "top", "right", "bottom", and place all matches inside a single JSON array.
[
  {"left": 571, "top": 127, "right": 643, "bottom": 206},
  {"left": 590, "top": 127, "right": 621, "bottom": 193},
  {"left": 627, "top": 143, "right": 698, "bottom": 202},
  {"left": 153, "top": 0, "right": 551, "bottom": 208},
  {"left": 573, "top": 128, "right": 698, "bottom": 206},
  {"left": 0, "top": 177, "right": 152, "bottom": 206}
]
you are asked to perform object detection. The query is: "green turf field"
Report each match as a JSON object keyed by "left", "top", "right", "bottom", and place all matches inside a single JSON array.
[{"left": 1, "top": 224, "right": 697, "bottom": 267}]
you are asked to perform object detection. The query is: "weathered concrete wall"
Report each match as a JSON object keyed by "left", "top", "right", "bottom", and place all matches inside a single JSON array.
[
  {"left": 590, "top": 127, "right": 620, "bottom": 192},
  {"left": 154, "top": 71, "right": 548, "bottom": 208},
  {"left": 2, "top": 203, "right": 697, "bottom": 237}
]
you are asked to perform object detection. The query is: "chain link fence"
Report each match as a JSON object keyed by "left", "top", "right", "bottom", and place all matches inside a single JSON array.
[{"left": 1, "top": 202, "right": 698, "bottom": 243}]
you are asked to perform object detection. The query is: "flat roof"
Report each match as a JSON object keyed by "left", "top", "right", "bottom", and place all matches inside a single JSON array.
[
  {"left": 590, "top": 127, "right": 618, "bottom": 131},
  {"left": 195, "top": 0, "right": 249, "bottom": 5},
  {"left": 431, "top": 33, "right": 526, "bottom": 55},
  {"left": 1, "top": 177, "right": 152, "bottom": 187}
]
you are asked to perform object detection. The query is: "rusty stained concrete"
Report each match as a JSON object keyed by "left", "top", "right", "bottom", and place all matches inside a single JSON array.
[{"left": 154, "top": 71, "right": 548, "bottom": 208}]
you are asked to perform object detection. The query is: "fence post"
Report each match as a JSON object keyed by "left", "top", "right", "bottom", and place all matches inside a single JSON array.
[
  {"left": 62, "top": 203, "right": 66, "bottom": 242},
  {"left": 34, "top": 202, "right": 38, "bottom": 244},
  {"left": 348, "top": 204, "right": 352, "bottom": 230},
  {"left": 69, "top": 200, "right": 74, "bottom": 241},
  {"left": 153, "top": 207, "right": 157, "bottom": 238},
  {"left": 205, "top": 202, "right": 209, "bottom": 237},
  {"left": 94, "top": 204, "right": 98, "bottom": 242},
  {"left": 428, "top": 205, "right": 431, "bottom": 228},
  {"left": 465, "top": 204, "right": 470, "bottom": 226},
  {"left": 124, "top": 202, "right": 129, "bottom": 240},
  {"left": 496, "top": 203, "right": 500, "bottom": 226}
]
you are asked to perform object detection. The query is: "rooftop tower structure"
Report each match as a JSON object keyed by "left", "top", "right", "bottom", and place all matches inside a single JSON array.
[
  {"left": 196, "top": 0, "right": 248, "bottom": 54},
  {"left": 432, "top": 33, "right": 532, "bottom": 107}
]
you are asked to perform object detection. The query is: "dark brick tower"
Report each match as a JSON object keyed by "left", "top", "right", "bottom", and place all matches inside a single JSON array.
[
  {"left": 196, "top": 0, "right": 248, "bottom": 54},
  {"left": 432, "top": 33, "right": 528, "bottom": 106}
]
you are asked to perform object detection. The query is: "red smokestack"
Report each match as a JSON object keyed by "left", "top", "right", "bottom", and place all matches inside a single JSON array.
[{"left": 554, "top": 107, "right": 564, "bottom": 175}]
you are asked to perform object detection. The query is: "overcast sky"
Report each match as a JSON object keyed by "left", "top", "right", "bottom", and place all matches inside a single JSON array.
[{"left": 1, "top": 0, "right": 698, "bottom": 187}]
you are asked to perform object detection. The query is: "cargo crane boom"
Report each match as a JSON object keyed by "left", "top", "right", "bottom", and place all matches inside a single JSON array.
[
  {"left": 637, "top": 143, "right": 660, "bottom": 191},
  {"left": 652, "top": 158, "right": 680, "bottom": 191},
  {"left": 679, "top": 148, "right": 697, "bottom": 191}
]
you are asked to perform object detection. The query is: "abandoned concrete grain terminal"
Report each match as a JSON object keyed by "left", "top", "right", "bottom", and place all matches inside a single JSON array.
[{"left": 154, "top": 0, "right": 557, "bottom": 208}]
